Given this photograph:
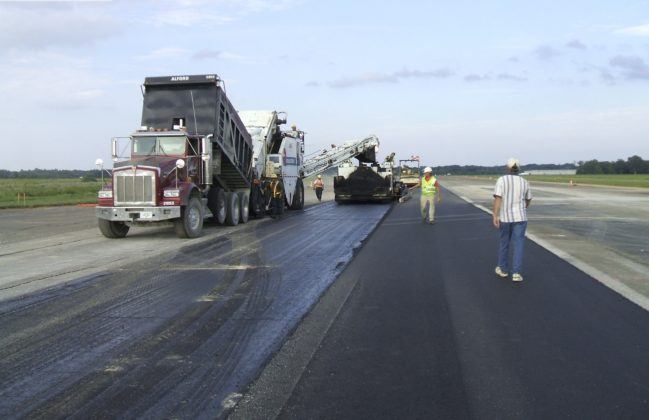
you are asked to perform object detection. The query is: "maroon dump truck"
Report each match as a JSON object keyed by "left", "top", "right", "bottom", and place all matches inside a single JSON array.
[{"left": 96, "top": 74, "right": 260, "bottom": 238}]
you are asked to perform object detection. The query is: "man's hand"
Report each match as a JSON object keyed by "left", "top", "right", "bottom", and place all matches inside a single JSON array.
[
  {"left": 492, "top": 196, "right": 502, "bottom": 228},
  {"left": 437, "top": 196, "right": 442, "bottom": 204}
]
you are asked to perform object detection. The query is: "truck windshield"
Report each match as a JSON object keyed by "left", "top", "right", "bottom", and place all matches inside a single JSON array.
[{"left": 132, "top": 136, "right": 187, "bottom": 156}]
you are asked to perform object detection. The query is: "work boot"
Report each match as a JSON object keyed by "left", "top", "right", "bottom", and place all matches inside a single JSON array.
[{"left": 512, "top": 273, "right": 523, "bottom": 282}]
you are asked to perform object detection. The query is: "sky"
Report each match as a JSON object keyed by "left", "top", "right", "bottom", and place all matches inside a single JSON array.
[{"left": 1, "top": 0, "right": 648, "bottom": 170}]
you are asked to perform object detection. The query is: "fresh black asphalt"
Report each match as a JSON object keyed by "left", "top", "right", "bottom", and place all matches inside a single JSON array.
[
  {"left": 0, "top": 201, "right": 389, "bottom": 419},
  {"left": 258, "top": 189, "right": 649, "bottom": 419}
]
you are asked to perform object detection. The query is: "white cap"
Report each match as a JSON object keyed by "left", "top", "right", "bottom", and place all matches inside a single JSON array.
[
  {"left": 506, "top": 158, "right": 520, "bottom": 169},
  {"left": 423, "top": 166, "right": 433, "bottom": 174}
]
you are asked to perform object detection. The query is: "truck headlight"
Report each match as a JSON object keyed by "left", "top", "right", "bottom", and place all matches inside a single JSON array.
[
  {"left": 98, "top": 190, "right": 113, "bottom": 199},
  {"left": 163, "top": 189, "right": 180, "bottom": 198}
]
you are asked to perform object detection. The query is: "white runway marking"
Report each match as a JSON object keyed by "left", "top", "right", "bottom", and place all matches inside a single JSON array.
[{"left": 449, "top": 185, "right": 649, "bottom": 312}]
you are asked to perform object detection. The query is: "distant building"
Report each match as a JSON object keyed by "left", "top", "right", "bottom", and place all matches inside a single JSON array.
[{"left": 526, "top": 169, "right": 577, "bottom": 175}]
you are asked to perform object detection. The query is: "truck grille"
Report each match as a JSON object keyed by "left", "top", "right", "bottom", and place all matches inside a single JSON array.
[{"left": 114, "top": 168, "right": 156, "bottom": 206}]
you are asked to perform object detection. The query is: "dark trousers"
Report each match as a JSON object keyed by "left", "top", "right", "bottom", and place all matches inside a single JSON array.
[
  {"left": 271, "top": 197, "right": 284, "bottom": 217},
  {"left": 315, "top": 187, "right": 323, "bottom": 201}
]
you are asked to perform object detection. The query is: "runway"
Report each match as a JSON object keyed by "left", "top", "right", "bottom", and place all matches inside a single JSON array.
[
  {"left": 234, "top": 188, "right": 649, "bottom": 419},
  {"left": 0, "top": 190, "right": 389, "bottom": 418},
  {"left": 2, "top": 179, "right": 648, "bottom": 418}
]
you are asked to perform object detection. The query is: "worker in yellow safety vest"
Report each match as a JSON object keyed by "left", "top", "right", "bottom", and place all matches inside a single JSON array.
[
  {"left": 267, "top": 173, "right": 285, "bottom": 218},
  {"left": 419, "top": 166, "right": 442, "bottom": 224}
]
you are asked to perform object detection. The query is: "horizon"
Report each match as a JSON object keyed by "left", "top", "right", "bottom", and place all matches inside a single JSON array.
[{"left": 1, "top": 1, "right": 648, "bottom": 170}]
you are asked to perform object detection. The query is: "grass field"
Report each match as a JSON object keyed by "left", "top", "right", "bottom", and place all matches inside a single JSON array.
[
  {"left": 525, "top": 174, "right": 649, "bottom": 188},
  {"left": 0, "top": 179, "right": 102, "bottom": 208}
]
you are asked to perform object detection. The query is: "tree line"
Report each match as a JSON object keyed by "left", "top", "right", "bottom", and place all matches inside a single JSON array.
[
  {"left": 1, "top": 156, "right": 646, "bottom": 178},
  {"left": 427, "top": 163, "right": 576, "bottom": 176},
  {"left": 576, "top": 155, "right": 648, "bottom": 175},
  {"left": 0, "top": 169, "right": 102, "bottom": 179}
]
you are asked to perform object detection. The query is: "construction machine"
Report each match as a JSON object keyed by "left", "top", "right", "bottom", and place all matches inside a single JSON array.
[
  {"left": 398, "top": 157, "right": 421, "bottom": 188},
  {"left": 95, "top": 74, "right": 383, "bottom": 238},
  {"left": 238, "top": 111, "right": 305, "bottom": 215},
  {"left": 333, "top": 148, "right": 406, "bottom": 203}
]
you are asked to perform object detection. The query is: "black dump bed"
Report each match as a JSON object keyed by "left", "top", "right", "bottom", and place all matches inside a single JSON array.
[{"left": 142, "top": 74, "right": 253, "bottom": 188}]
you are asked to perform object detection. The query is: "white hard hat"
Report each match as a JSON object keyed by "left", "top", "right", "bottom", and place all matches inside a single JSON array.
[
  {"left": 423, "top": 167, "right": 433, "bottom": 174},
  {"left": 317, "top": 174, "right": 322, "bottom": 178},
  {"left": 506, "top": 158, "right": 520, "bottom": 169}
]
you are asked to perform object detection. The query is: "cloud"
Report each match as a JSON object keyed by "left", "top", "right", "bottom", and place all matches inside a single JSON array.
[
  {"left": 534, "top": 45, "right": 561, "bottom": 60},
  {"left": 599, "top": 69, "right": 616, "bottom": 84},
  {"left": 305, "top": 81, "right": 320, "bottom": 87},
  {"left": 566, "top": 39, "right": 587, "bottom": 50},
  {"left": 496, "top": 73, "right": 527, "bottom": 82},
  {"left": 463, "top": 72, "right": 526, "bottom": 83},
  {"left": 464, "top": 74, "right": 489, "bottom": 82},
  {"left": 614, "top": 24, "right": 649, "bottom": 36},
  {"left": 0, "top": 4, "right": 120, "bottom": 51},
  {"left": 0, "top": 51, "right": 113, "bottom": 110},
  {"left": 150, "top": 0, "right": 300, "bottom": 27},
  {"left": 192, "top": 49, "right": 244, "bottom": 60},
  {"left": 327, "top": 67, "right": 453, "bottom": 88},
  {"left": 150, "top": 9, "right": 234, "bottom": 26},
  {"left": 136, "top": 47, "right": 190, "bottom": 60},
  {"left": 609, "top": 55, "right": 649, "bottom": 80},
  {"left": 394, "top": 68, "right": 453, "bottom": 79}
]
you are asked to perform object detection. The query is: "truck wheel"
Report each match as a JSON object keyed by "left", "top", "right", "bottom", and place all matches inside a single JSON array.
[
  {"left": 225, "top": 192, "right": 240, "bottom": 226},
  {"left": 239, "top": 191, "right": 250, "bottom": 223},
  {"left": 289, "top": 178, "right": 305, "bottom": 210},
  {"left": 98, "top": 219, "right": 129, "bottom": 238},
  {"left": 174, "top": 196, "right": 204, "bottom": 238},
  {"left": 207, "top": 187, "right": 227, "bottom": 225}
]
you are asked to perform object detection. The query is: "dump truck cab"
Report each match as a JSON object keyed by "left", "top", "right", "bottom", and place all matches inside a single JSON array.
[{"left": 96, "top": 74, "right": 254, "bottom": 238}]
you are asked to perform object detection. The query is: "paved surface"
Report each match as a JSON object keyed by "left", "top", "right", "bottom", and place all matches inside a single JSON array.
[
  {"left": 0, "top": 180, "right": 387, "bottom": 418},
  {"left": 233, "top": 189, "right": 649, "bottom": 419},
  {"left": 0, "top": 180, "right": 335, "bottom": 301},
  {"left": 441, "top": 176, "right": 649, "bottom": 304}
]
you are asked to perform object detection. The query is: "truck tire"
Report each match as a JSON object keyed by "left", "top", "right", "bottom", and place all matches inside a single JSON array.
[
  {"left": 225, "top": 192, "right": 240, "bottom": 226},
  {"left": 207, "top": 187, "right": 227, "bottom": 225},
  {"left": 239, "top": 191, "right": 250, "bottom": 223},
  {"left": 174, "top": 196, "right": 204, "bottom": 238},
  {"left": 289, "top": 178, "right": 304, "bottom": 210},
  {"left": 98, "top": 219, "right": 129, "bottom": 238}
]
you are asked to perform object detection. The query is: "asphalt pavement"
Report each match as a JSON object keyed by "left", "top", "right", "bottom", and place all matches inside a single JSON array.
[
  {"left": 234, "top": 189, "right": 649, "bottom": 419},
  {"left": 0, "top": 199, "right": 388, "bottom": 419}
]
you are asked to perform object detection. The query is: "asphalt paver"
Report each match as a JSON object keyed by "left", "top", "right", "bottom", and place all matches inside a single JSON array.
[{"left": 273, "top": 190, "right": 649, "bottom": 419}]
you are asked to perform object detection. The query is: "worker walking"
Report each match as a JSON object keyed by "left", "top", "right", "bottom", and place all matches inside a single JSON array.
[
  {"left": 492, "top": 158, "right": 532, "bottom": 282},
  {"left": 312, "top": 175, "right": 324, "bottom": 202},
  {"left": 420, "top": 167, "right": 441, "bottom": 224}
]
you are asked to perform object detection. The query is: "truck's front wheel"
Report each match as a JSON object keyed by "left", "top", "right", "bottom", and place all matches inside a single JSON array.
[
  {"left": 98, "top": 219, "right": 129, "bottom": 238},
  {"left": 174, "top": 197, "right": 204, "bottom": 238}
]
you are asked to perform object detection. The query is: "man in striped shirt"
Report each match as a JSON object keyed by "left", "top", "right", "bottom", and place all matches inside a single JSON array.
[{"left": 492, "top": 158, "right": 532, "bottom": 282}]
